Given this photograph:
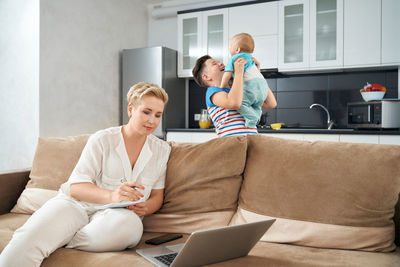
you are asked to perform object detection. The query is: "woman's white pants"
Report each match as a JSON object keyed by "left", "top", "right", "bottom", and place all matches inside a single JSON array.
[{"left": 0, "top": 197, "right": 143, "bottom": 267}]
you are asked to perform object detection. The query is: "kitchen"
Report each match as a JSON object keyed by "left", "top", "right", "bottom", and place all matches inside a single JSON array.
[
  {"left": 1, "top": 0, "right": 399, "bottom": 172},
  {"left": 147, "top": 0, "right": 400, "bottom": 145}
]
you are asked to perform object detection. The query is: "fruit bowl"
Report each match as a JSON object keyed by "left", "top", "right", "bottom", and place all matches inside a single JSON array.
[
  {"left": 360, "top": 91, "right": 385, "bottom": 102},
  {"left": 360, "top": 82, "right": 386, "bottom": 102}
]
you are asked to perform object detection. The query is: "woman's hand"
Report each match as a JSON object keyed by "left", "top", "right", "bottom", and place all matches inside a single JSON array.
[
  {"left": 110, "top": 181, "right": 145, "bottom": 203},
  {"left": 127, "top": 202, "right": 149, "bottom": 217},
  {"left": 127, "top": 189, "right": 163, "bottom": 217}
]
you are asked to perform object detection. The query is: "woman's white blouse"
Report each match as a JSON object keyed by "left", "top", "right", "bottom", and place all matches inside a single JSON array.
[{"left": 60, "top": 126, "right": 171, "bottom": 203}]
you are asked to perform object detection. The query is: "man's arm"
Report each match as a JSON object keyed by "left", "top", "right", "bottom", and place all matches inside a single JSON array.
[
  {"left": 211, "top": 58, "right": 246, "bottom": 110},
  {"left": 262, "top": 88, "right": 277, "bottom": 109},
  {"left": 220, "top": 71, "right": 232, "bottom": 89}
]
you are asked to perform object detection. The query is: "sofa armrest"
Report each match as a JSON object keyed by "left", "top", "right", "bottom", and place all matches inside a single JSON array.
[
  {"left": 395, "top": 194, "right": 400, "bottom": 247},
  {"left": 0, "top": 169, "right": 30, "bottom": 215}
]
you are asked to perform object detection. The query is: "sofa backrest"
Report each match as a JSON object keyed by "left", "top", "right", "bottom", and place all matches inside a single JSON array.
[
  {"left": 143, "top": 135, "right": 248, "bottom": 234},
  {"left": 159, "top": 135, "right": 247, "bottom": 214},
  {"left": 238, "top": 135, "right": 400, "bottom": 251}
]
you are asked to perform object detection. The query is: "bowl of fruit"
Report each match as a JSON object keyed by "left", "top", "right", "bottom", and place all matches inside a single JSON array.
[{"left": 360, "top": 82, "right": 386, "bottom": 102}]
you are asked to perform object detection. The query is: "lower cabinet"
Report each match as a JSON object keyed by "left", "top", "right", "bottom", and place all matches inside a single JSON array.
[
  {"left": 166, "top": 132, "right": 217, "bottom": 143},
  {"left": 379, "top": 135, "right": 400, "bottom": 146},
  {"left": 339, "top": 134, "right": 379, "bottom": 144},
  {"left": 166, "top": 132, "right": 399, "bottom": 145}
]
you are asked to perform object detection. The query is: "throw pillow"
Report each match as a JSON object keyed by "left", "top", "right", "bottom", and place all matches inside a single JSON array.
[{"left": 11, "top": 134, "right": 90, "bottom": 214}]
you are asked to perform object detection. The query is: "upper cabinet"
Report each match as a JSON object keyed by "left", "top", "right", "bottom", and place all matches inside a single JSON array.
[
  {"left": 344, "top": 0, "right": 381, "bottom": 67},
  {"left": 177, "top": 0, "right": 398, "bottom": 77},
  {"left": 178, "top": 12, "right": 202, "bottom": 77},
  {"left": 278, "top": 0, "right": 343, "bottom": 71},
  {"left": 229, "top": 2, "right": 279, "bottom": 69},
  {"left": 177, "top": 9, "right": 228, "bottom": 77},
  {"left": 381, "top": 0, "right": 400, "bottom": 65},
  {"left": 278, "top": 0, "right": 310, "bottom": 70},
  {"left": 309, "top": 0, "right": 343, "bottom": 68}
]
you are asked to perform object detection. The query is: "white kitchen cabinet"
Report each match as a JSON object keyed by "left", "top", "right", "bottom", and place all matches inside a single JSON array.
[
  {"left": 167, "top": 132, "right": 400, "bottom": 146},
  {"left": 166, "top": 132, "right": 194, "bottom": 142},
  {"left": 178, "top": 12, "right": 202, "bottom": 77},
  {"left": 261, "top": 133, "right": 305, "bottom": 141},
  {"left": 302, "top": 134, "right": 339, "bottom": 142},
  {"left": 381, "top": 0, "right": 400, "bottom": 65},
  {"left": 279, "top": 0, "right": 344, "bottom": 71},
  {"left": 263, "top": 133, "right": 339, "bottom": 142},
  {"left": 278, "top": 0, "right": 310, "bottom": 70},
  {"left": 202, "top": 9, "right": 229, "bottom": 66},
  {"left": 309, "top": 0, "right": 343, "bottom": 69},
  {"left": 177, "top": 9, "right": 228, "bottom": 77},
  {"left": 339, "top": 134, "right": 379, "bottom": 144},
  {"left": 379, "top": 135, "right": 400, "bottom": 146},
  {"left": 229, "top": 2, "right": 279, "bottom": 69},
  {"left": 166, "top": 132, "right": 217, "bottom": 143},
  {"left": 343, "top": 0, "right": 381, "bottom": 67}
]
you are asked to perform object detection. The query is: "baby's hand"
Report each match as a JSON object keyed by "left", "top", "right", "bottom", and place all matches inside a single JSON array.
[
  {"left": 252, "top": 57, "right": 261, "bottom": 70},
  {"left": 233, "top": 57, "right": 247, "bottom": 75}
]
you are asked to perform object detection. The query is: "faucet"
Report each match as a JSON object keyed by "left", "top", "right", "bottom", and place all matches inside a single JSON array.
[{"left": 309, "top": 103, "right": 334, "bottom": 130}]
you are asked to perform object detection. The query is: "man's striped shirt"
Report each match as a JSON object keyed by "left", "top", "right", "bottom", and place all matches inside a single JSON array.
[{"left": 206, "top": 86, "right": 258, "bottom": 137}]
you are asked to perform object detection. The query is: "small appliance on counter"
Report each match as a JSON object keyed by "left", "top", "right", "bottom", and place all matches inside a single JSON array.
[{"left": 347, "top": 100, "right": 400, "bottom": 129}]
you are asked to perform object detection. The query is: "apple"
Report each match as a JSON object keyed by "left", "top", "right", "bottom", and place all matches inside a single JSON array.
[{"left": 371, "top": 83, "right": 383, "bottom": 91}]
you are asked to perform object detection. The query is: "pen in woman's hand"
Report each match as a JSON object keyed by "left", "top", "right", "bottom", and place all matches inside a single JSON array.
[{"left": 120, "top": 178, "right": 136, "bottom": 189}]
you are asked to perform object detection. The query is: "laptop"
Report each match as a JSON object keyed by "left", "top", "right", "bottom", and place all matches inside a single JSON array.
[{"left": 136, "top": 219, "right": 275, "bottom": 267}]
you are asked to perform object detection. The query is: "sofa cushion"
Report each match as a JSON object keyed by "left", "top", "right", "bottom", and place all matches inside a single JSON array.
[
  {"left": 11, "top": 135, "right": 89, "bottom": 214},
  {"left": 0, "top": 213, "right": 31, "bottom": 251},
  {"left": 238, "top": 135, "right": 400, "bottom": 251},
  {"left": 158, "top": 135, "right": 247, "bottom": 214},
  {"left": 143, "top": 211, "right": 234, "bottom": 234},
  {"left": 1, "top": 213, "right": 399, "bottom": 267}
]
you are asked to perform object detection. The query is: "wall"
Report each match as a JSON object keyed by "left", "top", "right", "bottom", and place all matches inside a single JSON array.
[
  {"left": 0, "top": 0, "right": 152, "bottom": 172},
  {"left": 148, "top": 3, "right": 178, "bottom": 49},
  {"left": 0, "top": 0, "right": 39, "bottom": 172},
  {"left": 40, "top": 0, "right": 150, "bottom": 137}
]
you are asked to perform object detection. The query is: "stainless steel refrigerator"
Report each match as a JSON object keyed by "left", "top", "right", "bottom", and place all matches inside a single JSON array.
[{"left": 122, "top": 47, "right": 185, "bottom": 138}]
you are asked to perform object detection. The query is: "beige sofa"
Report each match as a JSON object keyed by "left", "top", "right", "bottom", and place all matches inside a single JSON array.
[{"left": 1, "top": 134, "right": 400, "bottom": 266}]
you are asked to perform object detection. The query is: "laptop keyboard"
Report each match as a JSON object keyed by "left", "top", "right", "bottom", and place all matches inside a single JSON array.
[{"left": 155, "top": 253, "right": 178, "bottom": 266}]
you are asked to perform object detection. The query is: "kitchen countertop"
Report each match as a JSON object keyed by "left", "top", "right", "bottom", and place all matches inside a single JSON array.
[{"left": 166, "top": 128, "right": 400, "bottom": 135}]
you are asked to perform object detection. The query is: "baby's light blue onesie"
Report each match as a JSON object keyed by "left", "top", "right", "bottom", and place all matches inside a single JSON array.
[{"left": 225, "top": 53, "right": 268, "bottom": 128}]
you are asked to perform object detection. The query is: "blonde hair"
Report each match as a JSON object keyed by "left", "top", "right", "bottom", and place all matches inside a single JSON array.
[
  {"left": 232, "top": 33, "right": 255, "bottom": 53},
  {"left": 127, "top": 82, "right": 168, "bottom": 106}
]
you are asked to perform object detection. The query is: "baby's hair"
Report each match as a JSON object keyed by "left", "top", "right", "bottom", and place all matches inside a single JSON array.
[
  {"left": 127, "top": 82, "right": 168, "bottom": 106},
  {"left": 232, "top": 33, "right": 255, "bottom": 53}
]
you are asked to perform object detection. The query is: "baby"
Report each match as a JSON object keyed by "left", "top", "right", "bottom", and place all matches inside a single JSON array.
[{"left": 220, "top": 33, "right": 269, "bottom": 128}]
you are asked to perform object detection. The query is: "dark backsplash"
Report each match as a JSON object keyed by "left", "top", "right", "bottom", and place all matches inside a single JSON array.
[{"left": 188, "top": 68, "right": 398, "bottom": 128}]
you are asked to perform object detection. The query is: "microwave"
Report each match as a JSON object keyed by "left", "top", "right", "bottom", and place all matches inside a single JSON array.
[{"left": 347, "top": 100, "right": 400, "bottom": 129}]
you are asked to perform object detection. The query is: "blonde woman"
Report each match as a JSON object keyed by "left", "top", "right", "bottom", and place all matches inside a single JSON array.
[{"left": 0, "top": 82, "right": 171, "bottom": 267}]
